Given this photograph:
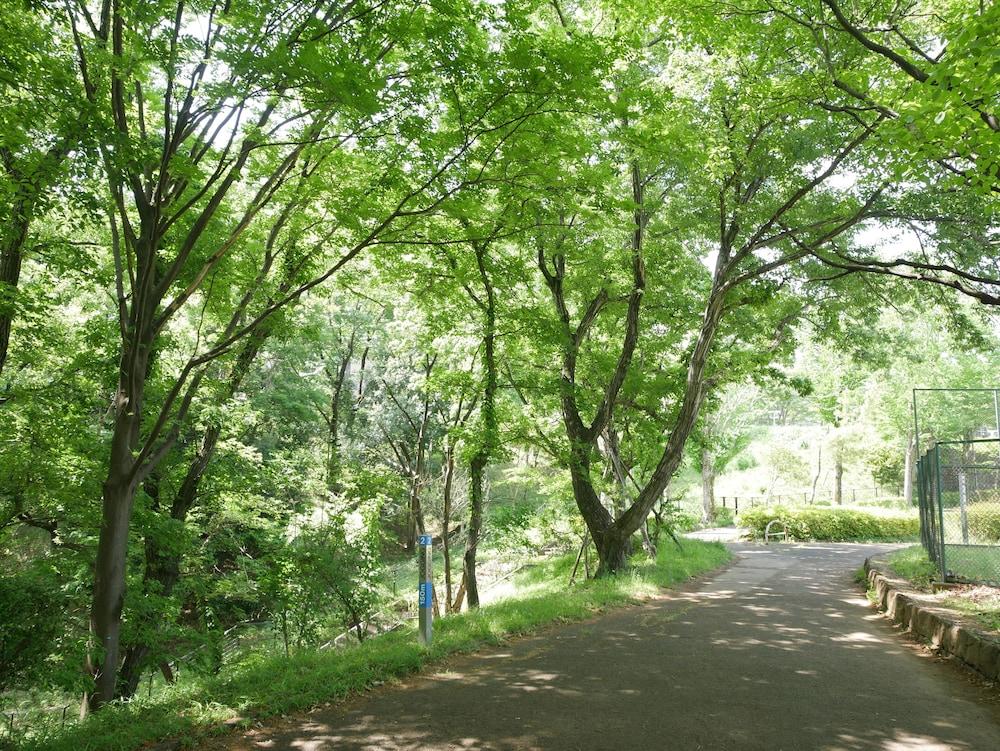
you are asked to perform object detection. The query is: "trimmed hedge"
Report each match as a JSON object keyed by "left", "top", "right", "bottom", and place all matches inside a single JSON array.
[
  {"left": 967, "top": 505, "right": 1000, "bottom": 543},
  {"left": 741, "top": 506, "right": 919, "bottom": 542}
]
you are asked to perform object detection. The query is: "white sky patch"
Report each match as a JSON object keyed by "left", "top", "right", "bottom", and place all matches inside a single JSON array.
[
  {"left": 854, "top": 222, "right": 923, "bottom": 258},
  {"left": 702, "top": 247, "right": 718, "bottom": 273}
]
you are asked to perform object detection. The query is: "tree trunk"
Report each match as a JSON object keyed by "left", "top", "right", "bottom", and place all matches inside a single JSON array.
[
  {"left": 441, "top": 437, "right": 456, "bottom": 612},
  {"left": 0, "top": 211, "right": 29, "bottom": 382},
  {"left": 0, "top": 138, "right": 72, "bottom": 383},
  {"left": 464, "top": 454, "right": 486, "bottom": 608},
  {"left": 90, "top": 474, "right": 138, "bottom": 706},
  {"left": 115, "top": 327, "right": 270, "bottom": 698},
  {"left": 450, "top": 571, "right": 467, "bottom": 613},
  {"left": 115, "top": 428, "right": 214, "bottom": 697},
  {"left": 325, "top": 335, "right": 354, "bottom": 494},
  {"left": 640, "top": 517, "right": 656, "bottom": 558},
  {"left": 810, "top": 445, "right": 822, "bottom": 502},
  {"left": 464, "top": 241, "right": 498, "bottom": 608},
  {"left": 833, "top": 457, "right": 844, "bottom": 505},
  {"left": 538, "top": 161, "right": 732, "bottom": 576},
  {"left": 89, "top": 315, "right": 154, "bottom": 708},
  {"left": 406, "top": 476, "right": 426, "bottom": 553},
  {"left": 701, "top": 447, "right": 716, "bottom": 524},
  {"left": 327, "top": 394, "right": 341, "bottom": 494},
  {"left": 903, "top": 433, "right": 916, "bottom": 505},
  {"left": 566, "top": 451, "right": 622, "bottom": 575}
]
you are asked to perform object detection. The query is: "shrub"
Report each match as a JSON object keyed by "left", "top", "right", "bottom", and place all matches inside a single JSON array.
[
  {"left": 967, "top": 505, "right": 1000, "bottom": 543},
  {"left": 712, "top": 507, "right": 735, "bottom": 527},
  {"left": 0, "top": 565, "right": 66, "bottom": 693},
  {"left": 657, "top": 505, "right": 699, "bottom": 533},
  {"left": 265, "top": 511, "right": 386, "bottom": 650},
  {"left": 868, "top": 445, "right": 904, "bottom": 488},
  {"left": 488, "top": 503, "right": 536, "bottom": 552},
  {"left": 740, "top": 506, "right": 919, "bottom": 542}
]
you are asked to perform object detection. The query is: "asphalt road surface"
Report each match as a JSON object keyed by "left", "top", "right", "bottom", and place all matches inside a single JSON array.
[{"left": 215, "top": 543, "right": 1000, "bottom": 751}]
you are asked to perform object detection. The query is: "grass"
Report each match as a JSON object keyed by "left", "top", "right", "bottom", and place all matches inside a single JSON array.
[
  {"left": 882, "top": 545, "right": 1000, "bottom": 634},
  {"left": 885, "top": 545, "right": 938, "bottom": 591},
  {"left": 939, "top": 592, "right": 1000, "bottom": 633},
  {"left": 939, "top": 545, "right": 1000, "bottom": 585},
  {"left": 19, "top": 539, "right": 730, "bottom": 751}
]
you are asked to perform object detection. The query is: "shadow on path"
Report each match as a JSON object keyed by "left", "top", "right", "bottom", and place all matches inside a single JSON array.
[{"left": 215, "top": 543, "right": 1000, "bottom": 751}]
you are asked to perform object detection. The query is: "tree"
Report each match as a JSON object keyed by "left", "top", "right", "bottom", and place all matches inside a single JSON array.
[
  {"left": 0, "top": 1, "right": 87, "bottom": 382},
  {"left": 63, "top": 0, "right": 544, "bottom": 706},
  {"left": 693, "top": 385, "right": 763, "bottom": 522},
  {"left": 815, "top": 0, "right": 998, "bottom": 192},
  {"left": 748, "top": 0, "right": 1000, "bottom": 309},
  {"left": 522, "top": 3, "right": 891, "bottom": 573}
]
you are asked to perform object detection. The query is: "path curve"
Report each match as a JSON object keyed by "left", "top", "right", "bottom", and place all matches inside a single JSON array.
[{"left": 215, "top": 544, "right": 1000, "bottom": 751}]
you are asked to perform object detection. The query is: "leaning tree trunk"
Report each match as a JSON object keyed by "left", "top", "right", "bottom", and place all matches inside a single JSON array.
[
  {"left": 602, "top": 284, "right": 729, "bottom": 574},
  {"left": 566, "top": 445, "right": 627, "bottom": 576},
  {"left": 539, "top": 161, "right": 646, "bottom": 576},
  {"left": 810, "top": 445, "right": 822, "bottom": 503}
]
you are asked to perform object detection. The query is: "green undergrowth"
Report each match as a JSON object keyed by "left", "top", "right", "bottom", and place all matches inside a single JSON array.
[
  {"left": 741, "top": 505, "right": 919, "bottom": 542},
  {"left": 22, "top": 540, "right": 729, "bottom": 751}
]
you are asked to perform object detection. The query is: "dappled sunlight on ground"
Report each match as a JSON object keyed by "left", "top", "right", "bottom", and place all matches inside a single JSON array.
[{"left": 214, "top": 543, "right": 1000, "bottom": 751}]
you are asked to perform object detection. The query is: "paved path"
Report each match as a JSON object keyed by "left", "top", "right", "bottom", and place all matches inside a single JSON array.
[
  {"left": 218, "top": 544, "right": 1000, "bottom": 751},
  {"left": 685, "top": 526, "right": 748, "bottom": 543}
]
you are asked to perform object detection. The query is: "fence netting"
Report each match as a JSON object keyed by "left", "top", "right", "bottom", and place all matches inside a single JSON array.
[{"left": 918, "top": 439, "right": 1000, "bottom": 585}]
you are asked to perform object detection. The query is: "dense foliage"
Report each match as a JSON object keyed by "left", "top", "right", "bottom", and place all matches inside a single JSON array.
[{"left": 0, "top": 0, "right": 997, "bottom": 736}]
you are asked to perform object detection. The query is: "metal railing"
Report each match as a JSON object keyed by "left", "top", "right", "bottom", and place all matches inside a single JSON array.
[
  {"left": 764, "top": 520, "right": 789, "bottom": 543},
  {"left": 718, "top": 485, "right": 903, "bottom": 515}
]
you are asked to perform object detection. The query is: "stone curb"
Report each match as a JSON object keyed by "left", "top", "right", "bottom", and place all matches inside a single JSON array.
[{"left": 864, "top": 556, "right": 1000, "bottom": 681}]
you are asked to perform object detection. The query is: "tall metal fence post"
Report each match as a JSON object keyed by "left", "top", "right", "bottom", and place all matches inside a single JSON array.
[
  {"left": 418, "top": 534, "right": 433, "bottom": 646},
  {"left": 994, "top": 388, "right": 1000, "bottom": 446},
  {"left": 916, "top": 458, "right": 926, "bottom": 554},
  {"left": 958, "top": 469, "right": 969, "bottom": 544},
  {"left": 934, "top": 445, "right": 947, "bottom": 582}
]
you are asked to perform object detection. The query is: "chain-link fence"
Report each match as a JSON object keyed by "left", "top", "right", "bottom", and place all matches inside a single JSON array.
[{"left": 917, "top": 438, "right": 1000, "bottom": 584}]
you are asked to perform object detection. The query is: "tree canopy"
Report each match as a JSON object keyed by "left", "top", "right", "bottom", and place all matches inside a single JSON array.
[{"left": 0, "top": 0, "right": 997, "bottom": 717}]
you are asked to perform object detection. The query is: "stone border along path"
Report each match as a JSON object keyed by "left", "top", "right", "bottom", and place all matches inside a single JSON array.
[
  {"left": 205, "top": 543, "right": 1000, "bottom": 751},
  {"left": 865, "top": 555, "right": 1000, "bottom": 682}
]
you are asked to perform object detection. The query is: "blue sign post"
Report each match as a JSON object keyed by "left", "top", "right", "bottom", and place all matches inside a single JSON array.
[{"left": 418, "top": 534, "right": 433, "bottom": 646}]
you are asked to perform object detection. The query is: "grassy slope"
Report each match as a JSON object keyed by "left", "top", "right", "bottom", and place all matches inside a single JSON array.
[
  {"left": 24, "top": 539, "right": 730, "bottom": 751},
  {"left": 884, "top": 545, "right": 1000, "bottom": 633}
]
